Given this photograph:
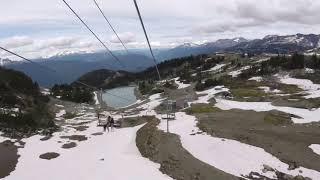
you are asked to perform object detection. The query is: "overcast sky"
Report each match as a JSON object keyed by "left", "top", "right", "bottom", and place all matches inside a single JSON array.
[{"left": 1, "top": 0, "right": 320, "bottom": 59}]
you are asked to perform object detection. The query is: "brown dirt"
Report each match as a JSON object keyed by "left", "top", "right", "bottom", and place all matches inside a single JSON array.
[
  {"left": 136, "top": 117, "right": 239, "bottom": 180},
  {"left": 40, "top": 136, "right": 52, "bottom": 141},
  {"left": 61, "top": 142, "right": 77, "bottom": 149},
  {"left": 72, "top": 126, "right": 89, "bottom": 131},
  {"left": 91, "top": 132, "right": 103, "bottom": 136},
  {"left": 39, "top": 152, "right": 60, "bottom": 160},
  {"left": 0, "top": 140, "right": 20, "bottom": 178},
  {"left": 60, "top": 135, "right": 88, "bottom": 142}
]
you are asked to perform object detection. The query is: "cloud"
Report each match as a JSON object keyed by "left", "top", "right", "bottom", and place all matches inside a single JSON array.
[
  {"left": 110, "top": 32, "right": 136, "bottom": 44},
  {"left": 1, "top": 0, "right": 320, "bottom": 59},
  {"left": 0, "top": 36, "right": 34, "bottom": 49},
  {"left": 37, "top": 37, "right": 80, "bottom": 50}
]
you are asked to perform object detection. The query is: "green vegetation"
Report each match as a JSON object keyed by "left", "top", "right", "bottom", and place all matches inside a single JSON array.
[
  {"left": 185, "top": 104, "right": 221, "bottom": 114},
  {"left": 51, "top": 84, "right": 94, "bottom": 104},
  {"left": 264, "top": 111, "right": 293, "bottom": 125},
  {"left": 195, "top": 78, "right": 222, "bottom": 91},
  {"left": 0, "top": 67, "right": 55, "bottom": 134},
  {"left": 277, "top": 84, "right": 303, "bottom": 94},
  {"left": 120, "top": 116, "right": 154, "bottom": 128},
  {"left": 231, "top": 88, "right": 269, "bottom": 100},
  {"left": 240, "top": 54, "right": 320, "bottom": 78},
  {"left": 63, "top": 112, "right": 78, "bottom": 119}
]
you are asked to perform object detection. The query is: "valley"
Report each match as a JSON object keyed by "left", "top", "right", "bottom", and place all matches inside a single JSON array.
[{"left": 1, "top": 52, "right": 320, "bottom": 180}]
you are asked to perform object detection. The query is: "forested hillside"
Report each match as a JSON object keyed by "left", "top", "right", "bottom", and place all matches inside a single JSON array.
[{"left": 0, "top": 67, "right": 55, "bottom": 136}]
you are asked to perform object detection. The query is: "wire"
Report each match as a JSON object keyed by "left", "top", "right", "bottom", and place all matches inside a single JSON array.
[
  {"left": 92, "top": 0, "right": 129, "bottom": 53},
  {"left": 133, "top": 0, "right": 161, "bottom": 81},
  {"left": 62, "top": 0, "right": 125, "bottom": 68},
  {"left": 0, "top": 46, "right": 133, "bottom": 103}
]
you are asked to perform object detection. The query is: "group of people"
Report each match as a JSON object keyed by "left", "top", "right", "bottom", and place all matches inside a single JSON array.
[{"left": 103, "top": 116, "right": 115, "bottom": 132}]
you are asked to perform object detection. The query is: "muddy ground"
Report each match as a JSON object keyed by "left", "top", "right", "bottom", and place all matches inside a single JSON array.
[
  {"left": 136, "top": 117, "right": 239, "bottom": 180},
  {"left": 195, "top": 109, "right": 320, "bottom": 172},
  {"left": 0, "top": 141, "right": 19, "bottom": 178}
]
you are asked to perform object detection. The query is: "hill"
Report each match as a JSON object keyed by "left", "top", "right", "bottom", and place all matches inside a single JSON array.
[{"left": 0, "top": 67, "right": 55, "bottom": 136}]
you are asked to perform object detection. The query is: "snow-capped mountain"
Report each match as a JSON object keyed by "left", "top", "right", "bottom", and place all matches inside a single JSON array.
[
  {"left": 42, "top": 49, "right": 95, "bottom": 59},
  {"left": 0, "top": 58, "right": 13, "bottom": 66},
  {"left": 227, "top": 34, "right": 320, "bottom": 54}
]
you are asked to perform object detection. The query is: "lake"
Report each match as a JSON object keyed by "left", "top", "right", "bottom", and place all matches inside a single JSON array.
[{"left": 102, "top": 86, "right": 138, "bottom": 109}]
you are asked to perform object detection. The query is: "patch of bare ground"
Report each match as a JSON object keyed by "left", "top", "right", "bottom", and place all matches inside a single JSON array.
[
  {"left": 72, "top": 126, "right": 89, "bottom": 131},
  {"left": 60, "top": 135, "right": 88, "bottom": 142},
  {"left": 0, "top": 140, "right": 20, "bottom": 178},
  {"left": 40, "top": 135, "right": 52, "bottom": 141},
  {"left": 196, "top": 108, "right": 320, "bottom": 173},
  {"left": 91, "top": 132, "right": 103, "bottom": 136},
  {"left": 39, "top": 152, "right": 60, "bottom": 160},
  {"left": 120, "top": 116, "right": 154, "bottom": 128},
  {"left": 136, "top": 117, "right": 239, "bottom": 180},
  {"left": 61, "top": 142, "right": 77, "bottom": 149}
]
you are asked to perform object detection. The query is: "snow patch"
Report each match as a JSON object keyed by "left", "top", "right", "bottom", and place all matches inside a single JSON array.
[
  {"left": 278, "top": 75, "right": 320, "bottom": 98},
  {"left": 55, "top": 110, "right": 66, "bottom": 120},
  {"left": 258, "top": 86, "right": 281, "bottom": 93},
  {"left": 228, "top": 66, "right": 250, "bottom": 77},
  {"left": 174, "top": 78, "right": 191, "bottom": 89},
  {"left": 309, "top": 144, "right": 320, "bottom": 156},
  {"left": 93, "top": 92, "right": 99, "bottom": 105},
  {"left": 5, "top": 120, "right": 172, "bottom": 180},
  {"left": 215, "top": 99, "right": 320, "bottom": 124},
  {"left": 202, "top": 64, "right": 226, "bottom": 73},
  {"left": 249, "top": 76, "right": 263, "bottom": 82},
  {"left": 194, "top": 86, "right": 229, "bottom": 104},
  {"left": 305, "top": 68, "right": 315, "bottom": 74}
]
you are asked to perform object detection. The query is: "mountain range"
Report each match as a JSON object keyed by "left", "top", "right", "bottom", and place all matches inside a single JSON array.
[{"left": 3, "top": 33, "right": 320, "bottom": 87}]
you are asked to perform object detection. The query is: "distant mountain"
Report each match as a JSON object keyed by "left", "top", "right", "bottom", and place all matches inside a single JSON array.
[
  {"left": 5, "top": 52, "right": 154, "bottom": 87},
  {"left": 156, "top": 38, "right": 248, "bottom": 61},
  {"left": 4, "top": 33, "right": 320, "bottom": 88},
  {"left": 226, "top": 34, "right": 320, "bottom": 54},
  {"left": 157, "top": 34, "right": 320, "bottom": 61}
]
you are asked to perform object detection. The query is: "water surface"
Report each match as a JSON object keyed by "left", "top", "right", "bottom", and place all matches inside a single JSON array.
[{"left": 102, "top": 86, "right": 137, "bottom": 109}]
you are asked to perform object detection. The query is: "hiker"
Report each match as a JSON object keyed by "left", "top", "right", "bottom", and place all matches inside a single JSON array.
[
  {"left": 109, "top": 116, "right": 115, "bottom": 131},
  {"left": 105, "top": 116, "right": 111, "bottom": 132},
  {"left": 103, "top": 123, "right": 107, "bottom": 132}
]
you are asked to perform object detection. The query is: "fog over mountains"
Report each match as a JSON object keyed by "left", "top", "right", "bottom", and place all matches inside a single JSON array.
[{"left": 3, "top": 33, "right": 320, "bottom": 87}]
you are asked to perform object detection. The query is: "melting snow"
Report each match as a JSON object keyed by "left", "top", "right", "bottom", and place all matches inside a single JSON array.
[
  {"left": 93, "top": 92, "right": 99, "bottom": 105},
  {"left": 249, "top": 76, "right": 263, "bottom": 82},
  {"left": 202, "top": 64, "right": 226, "bottom": 73},
  {"left": 193, "top": 86, "right": 229, "bottom": 104},
  {"left": 258, "top": 86, "right": 281, "bottom": 93},
  {"left": 228, "top": 66, "right": 250, "bottom": 77},
  {"left": 278, "top": 75, "right": 320, "bottom": 98},
  {"left": 157, "top": 112, "right": 320, "bottom": 179},
  {"left": 174, "top": 78, "right": 191, "bottom": 89},
  {"left": 305, "top": 68, "right": 315, "bottom": 74},
  {"left": 4, "top": 123, "right": 171, "bottom": 180},
  {"left": 309, "top": 144, "right": 320, "bottom": 156},
  {"left": 215, "top": 99, "right": 320, "bottom": 124},
  {"left": 55, "top": 110, "right": 66, "bottom": 121}
]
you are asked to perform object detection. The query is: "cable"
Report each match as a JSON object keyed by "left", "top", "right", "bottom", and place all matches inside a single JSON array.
[
  {"left": 62, "top": 0, "right": 125, "bottom": 68},
  {"left": 0, "top": 46, "right": 133, "bottom": 103},
  {"left": 133, "top": 0, "right": 161, "bottom": 81},
  {"left": 92, "top": 0, "right": 129, "bottom": 53}
]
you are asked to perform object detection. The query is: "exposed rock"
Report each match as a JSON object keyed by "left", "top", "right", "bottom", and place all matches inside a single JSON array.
[{"left": 39, "top": 152, "right": 60, "bottom": 160}]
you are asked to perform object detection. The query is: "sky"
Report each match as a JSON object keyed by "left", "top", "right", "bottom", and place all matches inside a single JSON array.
[{"left": 1, "top": 0, "right": 320, "bottom": 59}]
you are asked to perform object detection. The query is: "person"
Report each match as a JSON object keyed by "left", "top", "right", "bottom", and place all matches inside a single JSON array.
[
  {"left": 105, "top": 116, "right": 111, "bottom": 132},
  {"left": 103, "top": 123, "right": 107, "bottom": 132},
  {"left": 110, "top": 117, "right": 115, "bottom": 131}
]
